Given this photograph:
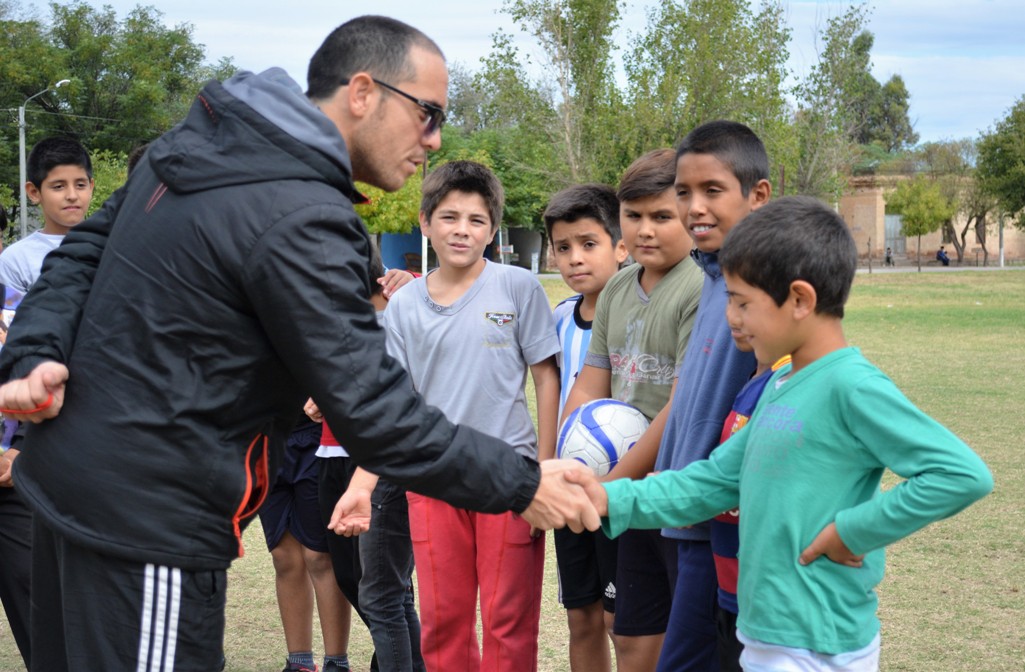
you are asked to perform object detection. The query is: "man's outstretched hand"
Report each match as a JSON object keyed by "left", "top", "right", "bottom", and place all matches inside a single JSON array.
[
  {"left": 0, "top": 361, "right": 68, "bottom": 424},
  {"left": 521, "top": 459, "right": 602, "bottom": 533}
]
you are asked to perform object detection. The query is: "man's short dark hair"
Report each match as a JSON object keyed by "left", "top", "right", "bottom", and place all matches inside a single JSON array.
[
  {"left": 676, "top": 121, "right": 769, "bottom": 196},
  {"left": 543, "top": 184, "right": 621, "bottom": 245},
  {"left": 306, "top": 15, "right": 444, "bottom": 101},
  {"left": 719, "top": 196, "right": 857, "bottom": 318},
  {"left": 27, "top": 136, "right": 92, "bottom": 188},
  {"left": 420, "top": 161, "right": 504, "bottom": 231},
  {"left": 617, "top": 148, "right": 677, "bottom": 203}
]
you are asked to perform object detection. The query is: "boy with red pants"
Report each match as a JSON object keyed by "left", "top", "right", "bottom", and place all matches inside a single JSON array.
[{"left": 381, "top": 161, "right": 560, "bottom": 671}]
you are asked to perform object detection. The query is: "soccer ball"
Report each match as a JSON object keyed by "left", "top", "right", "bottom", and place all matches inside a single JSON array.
[{"left": 557, "top": 399, "right": 650, "bottom": 476}]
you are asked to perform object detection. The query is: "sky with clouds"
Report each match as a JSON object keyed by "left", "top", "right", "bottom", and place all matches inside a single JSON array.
[{"left": 29, "top": 0, "right": 1025, "bottom": 144}]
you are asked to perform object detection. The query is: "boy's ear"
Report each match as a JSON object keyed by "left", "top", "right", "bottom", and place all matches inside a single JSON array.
[
  {"left": 614, "top": 239, "right": 629, "bottom": 265},
  {"left": 748, "top": 179, "right": 772, "bottom": 211},
  {"left": 418, "top": 211, "right": 429, "bottom": 237},
  {"left": 789, "top": 280, "right": 817, "bottom": 320},
  {"left": 25, "top": 182, "right": 41, "bottom": 205}
]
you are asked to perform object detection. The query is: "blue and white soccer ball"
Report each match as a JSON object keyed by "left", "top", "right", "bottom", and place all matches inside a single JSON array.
[{"left": 557, "top": 399, "right": 650, "bottom": 476}]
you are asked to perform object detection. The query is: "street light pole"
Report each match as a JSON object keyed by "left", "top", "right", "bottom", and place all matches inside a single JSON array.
[{"left": 18, "top": 79, "right": 71, "bottom": 238}]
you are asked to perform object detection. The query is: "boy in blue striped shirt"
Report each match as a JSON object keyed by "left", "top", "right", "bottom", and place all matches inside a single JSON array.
[{"left": 544, "top": 184, "right": 627, "bottom": 672}]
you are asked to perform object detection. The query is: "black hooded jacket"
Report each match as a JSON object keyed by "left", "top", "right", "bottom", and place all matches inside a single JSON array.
[{"left": 0, "top": 70, "right": 540, "bottom": 569}]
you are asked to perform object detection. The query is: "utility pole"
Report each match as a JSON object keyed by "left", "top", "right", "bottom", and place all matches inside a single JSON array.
[{"left": 18, "top": 79, "right": 71, "bottom": 238}]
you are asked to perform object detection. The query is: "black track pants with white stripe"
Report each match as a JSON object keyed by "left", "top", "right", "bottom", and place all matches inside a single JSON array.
[{"left": 30, "top": 518, "right": 227, "bottom": 671}]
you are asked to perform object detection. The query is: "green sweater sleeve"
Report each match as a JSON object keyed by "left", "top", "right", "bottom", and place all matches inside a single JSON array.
[
  {"left": 834, "top": 375, "right": 993, "bottom": 555},
  {"left": 602, "top": 430, "right": 745, "bottom": 538}
]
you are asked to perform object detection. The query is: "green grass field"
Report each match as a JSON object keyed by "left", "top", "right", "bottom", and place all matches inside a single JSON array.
[{"left": 1, "top": 269, "right": 1021, "bottom": 671}]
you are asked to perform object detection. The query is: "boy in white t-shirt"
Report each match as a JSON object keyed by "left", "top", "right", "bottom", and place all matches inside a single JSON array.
[
  {"left": 0, "top": 137, "right": 94, "bottom": 294},
  {"left": 544, "top": 183, "right": 627, "bottom": 672}
]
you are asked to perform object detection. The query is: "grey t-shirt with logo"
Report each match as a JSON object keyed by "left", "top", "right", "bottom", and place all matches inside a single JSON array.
[{"left": 384, "top": 260, "right": 560, "bottom": 460}]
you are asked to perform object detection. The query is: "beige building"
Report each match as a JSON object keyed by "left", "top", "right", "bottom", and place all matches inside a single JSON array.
[{"left": 837, "top": 175, "right": 1024, "bottom": 265}]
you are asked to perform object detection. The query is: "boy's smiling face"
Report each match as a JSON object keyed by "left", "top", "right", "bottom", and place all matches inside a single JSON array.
[
  {"left": 419, "top": 190, "right": 496, "bottom": 270},
  {"left": 27, "top": 164, "right": 94, "bottom": 234},
  {"left": 675, "top": 152, "right": 769, "bottom": 254},
  {"left": 550, "top": 218, "right": 627, "bottom": 297},
  {"left": 620, "top": 188, "right": 691, "bottom": 280}
]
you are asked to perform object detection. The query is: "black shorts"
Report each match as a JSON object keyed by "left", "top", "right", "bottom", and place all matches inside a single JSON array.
[
  {"left": 554, "top": 526, "right": 618, "bottom": 612},
  {"left": 612, "top": 528, "right": 673, "bottom": 637},
  {"left": 716, "top": 605, "right": 743, "bottom": 671},
  {"left": 258, "top": 423, "right": 326, "bottom": 553}
]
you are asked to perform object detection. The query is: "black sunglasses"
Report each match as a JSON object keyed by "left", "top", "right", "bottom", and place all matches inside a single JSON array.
[{"left": 340, "top": 77, "right": 446, "bottom": 137}]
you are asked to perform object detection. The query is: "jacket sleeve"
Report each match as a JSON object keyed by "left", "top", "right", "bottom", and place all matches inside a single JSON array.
[
  {"left": 0, "top": 187, "right": 124, "bottom": 382},
  {"left": 242, "top": 202, "right": 540, "bottom": 514}
]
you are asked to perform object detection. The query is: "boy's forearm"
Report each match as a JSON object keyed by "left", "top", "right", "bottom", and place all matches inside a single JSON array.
[
  {"left": 349, "top": 467, "right": 380, "bottom": 493},
  {"left": 602, "top": 455, "right": 739, "bottom": 538},
  {"left": 532, "top": 358, "right": 560, "bottom": 461}
]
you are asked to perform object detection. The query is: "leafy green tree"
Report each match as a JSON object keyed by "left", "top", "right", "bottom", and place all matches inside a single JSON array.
[
  {"left": 794, "top": 5, "right": 875, "bottom": 200},
  {"left": 915, "top": 139, "right": 994, "bottom": 264},
  {"left": 886, "top": 174, "right": 956, "bottom": 272},
  {"left": 87, "top": 149, "right": 127, "bottom": 215},
  {"left": 623, "top": 0, "right": 795, "bottom": 190},
  {"left": 502, "top": 0, "right": 623, "bottom": 184},
  {"left": 865, "top": 75, "right": 918, "bottom": 152},
  {"left": 355, "top": 172, "right": 423, "bottom": 235},
  {"left": 1, "top": 1, "right": 234, "bottom": 230},
  {"left": 977, "top": 95, "right": 1025, "bottom": 230}
]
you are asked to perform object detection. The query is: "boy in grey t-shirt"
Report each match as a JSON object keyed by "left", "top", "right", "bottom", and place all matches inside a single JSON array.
[{"left": 347, "top": 161, "right": 560, "bottom": 672}]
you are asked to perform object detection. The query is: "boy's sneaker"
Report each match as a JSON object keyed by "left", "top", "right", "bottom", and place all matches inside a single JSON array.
[
  {"left": 323, "top": 662, "right": 350, "bottom": 672},
  {"left": 281, "top": 662, "right": 317, "bottom": 672}
]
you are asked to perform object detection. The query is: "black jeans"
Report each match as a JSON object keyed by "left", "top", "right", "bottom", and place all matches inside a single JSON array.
[{"left": 358, "top": 481, "right": 425, "bottom": 671}]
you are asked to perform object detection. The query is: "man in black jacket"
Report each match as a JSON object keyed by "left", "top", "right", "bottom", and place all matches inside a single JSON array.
[{"left": 0, "top": 15, "right": 597, "bottom": 671}]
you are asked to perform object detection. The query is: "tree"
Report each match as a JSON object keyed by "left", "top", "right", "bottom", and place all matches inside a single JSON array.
[
  {"left": 865, "top": 75, "right": 918, "bottom": 152},
  {"left": 1, "top": 2, "right": 234, "bottom": 229},
  {"left": 885, "top": 175, "right": 956, "bottom": 272},
  {"left": 977, "top": 95, "right": 1025, "bottom": 230},
  {"left": 917, "top": 138, "right": 995, "bottom": 265},
  {"left": 502, "top": 0, "right": 623, "bottom": 184},
  {"left": 623, "top": 0, "right": 795, "bottom": 188},
  {"left": 355, "top": 172, "right": 423, "bottom": 235},
  {"left": 794, "top": 5, "right": 875, "bottom": 200}
]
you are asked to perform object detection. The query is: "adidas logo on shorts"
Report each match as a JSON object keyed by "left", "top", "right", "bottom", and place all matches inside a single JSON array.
[{"left": 604, "top": 582, "right": 616, "bottom": 600}]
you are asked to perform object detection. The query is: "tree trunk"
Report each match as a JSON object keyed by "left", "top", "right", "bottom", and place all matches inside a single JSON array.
[
  {"left": 976, "top": 213, "right": 989, "bottom": 266},
  {"left": 917, "top": 234, "right": 922, "bottom": 272},
  {"left": 945, "top": 219, "right": 965, "bottom": 263}
]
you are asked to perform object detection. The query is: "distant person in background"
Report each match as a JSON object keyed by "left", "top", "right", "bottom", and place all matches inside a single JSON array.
[
  {"left": 936, "top": 246, "right": 950, "bottom": 266},
  {"left": 884, "top": 247, "right": 894, "bottom": 267}
]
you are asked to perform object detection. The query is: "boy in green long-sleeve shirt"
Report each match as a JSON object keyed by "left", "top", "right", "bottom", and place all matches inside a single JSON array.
[{"left": 569, "top": 196, "right": 993, "bottom": 670}]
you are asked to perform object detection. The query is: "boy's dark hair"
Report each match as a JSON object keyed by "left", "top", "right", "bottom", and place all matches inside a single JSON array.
[
  {"left": 676, "top": 121, "right": 769, "bottom": 196},
  {"left": 617, "top": 148, "right": 676, "bottom": 203},
  {"left": 306, "top": 15, "right": 444, "bottom": 101},
  {"left": 543, "top": 184, "right": 621, "bottom": 245},
  {"left": 368, "top": 243, "right": 386, "bottom": 297},
  {"left": 420, "top": 160, "right": 504, "bottom": 231},
  {"left": 719, "top": 195, "right": 857, "bottom": 318},
  {"left": 27, "top": 137, "right": 92, "bottom": 188},
  {"left": 127, "top": 143, "right": 150, "bottom": 175}
]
